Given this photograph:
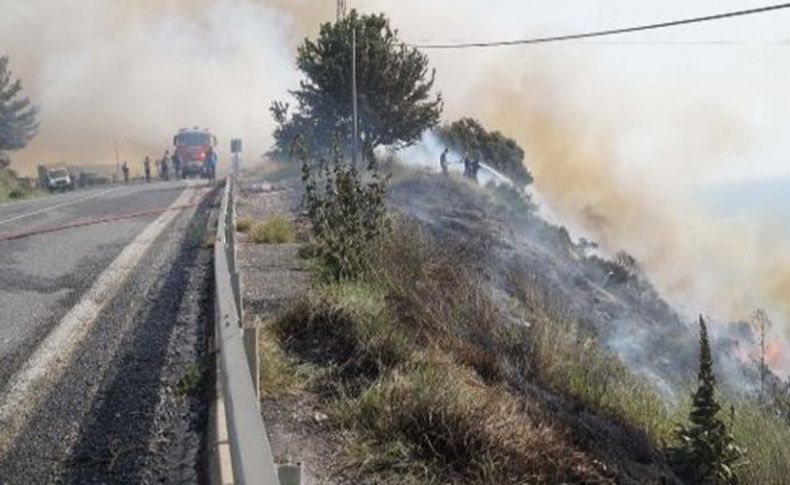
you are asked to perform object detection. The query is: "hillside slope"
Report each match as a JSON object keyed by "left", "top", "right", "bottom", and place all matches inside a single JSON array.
[{"left": 390, "top": 173, "right": 755, "bottom": 395}]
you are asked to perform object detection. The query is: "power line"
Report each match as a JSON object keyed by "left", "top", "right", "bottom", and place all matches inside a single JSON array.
[{"left": 411, "top": 3, "right": 790, "bottom": 49}]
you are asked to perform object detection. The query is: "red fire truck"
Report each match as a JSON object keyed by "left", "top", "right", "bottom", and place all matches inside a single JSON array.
[{"left": 173, "top": 127, "right": 217, "bottom": 178}]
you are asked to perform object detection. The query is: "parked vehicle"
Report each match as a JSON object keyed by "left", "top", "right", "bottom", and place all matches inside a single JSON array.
[
  {"left": 173, "top": 127, "right": 218, "bottom": 178},
  {"left": 37, "top": 165, "right": 74, "bottom": 192}
]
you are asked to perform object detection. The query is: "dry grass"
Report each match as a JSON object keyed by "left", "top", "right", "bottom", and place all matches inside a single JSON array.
[
  {"left": 333, "top": 355, "right": 608, "bottom": 484},
  {"left": 258, "top": 325, "right": 318, "bottom": 397},
  {"left": 235, "top": 217, "right": 254, "bottom": 233},
  {"left": 249, "top": 215, "right": 295, "bottom": 244},
  {"left": 508, "top": 271, "right": 681, "bottom": 444},
  {"left": 267, "top": 217, "right": 790, "bottom": 484},
  {"left": 269, "top": 221, "right": 620, "bottom": 483},
  {"left": 730, "top": 401, "right": 790, "bottom": 485},
  {"left": 275, "top": 283, "right": 413, "bottom": 380}
]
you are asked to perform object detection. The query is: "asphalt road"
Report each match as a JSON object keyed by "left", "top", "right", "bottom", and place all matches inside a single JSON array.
[{"left": 0, "top": 181, "right": 216, "bottom": 483}]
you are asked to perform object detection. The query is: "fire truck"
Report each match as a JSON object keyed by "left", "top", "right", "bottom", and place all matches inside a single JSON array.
[{"left": 173, "top": 127, "right": 217, "bottom": 178}]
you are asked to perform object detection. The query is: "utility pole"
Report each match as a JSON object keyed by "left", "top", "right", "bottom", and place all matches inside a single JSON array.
[
  {"left": 351, "top": 27, "right": 358, "bottom": 168},
  {"left": 337, "top": 0, "right": 346, "bottom": 22}
]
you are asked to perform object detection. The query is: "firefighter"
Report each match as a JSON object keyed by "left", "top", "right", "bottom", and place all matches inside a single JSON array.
[
  {"left": 143, "top": 156, "right": 151, "bottom": 182},
  {"left": 439, "top": 147, "right": 449, "bottom": 176},
  {"left": 470, "top": 153, "right": 481, "bottom": 184},
  {"left": 171, "top": 150, "right": 181, "bottom": 180},
  {"left": 121, "top": 161, "right": 130, "bottom": 184},
  {"left": 160, "top": 156, "right": 169, "bottom": 181},
  {"left": 204, "top": 146, "right": 217, "bottom": 183},
  {"left": 462, "top": 151, "right": 471, "bottom": 179}
]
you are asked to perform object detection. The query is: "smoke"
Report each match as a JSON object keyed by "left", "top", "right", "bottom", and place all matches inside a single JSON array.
[
  {"left": 466, "top": 54, "right": 790, "bottom": 375},
  {"left": 4, "top": 0, "right": 789, "bottom": 373},
  {"left": 0, "top": 0, "right": 301, "bottom": 175}
]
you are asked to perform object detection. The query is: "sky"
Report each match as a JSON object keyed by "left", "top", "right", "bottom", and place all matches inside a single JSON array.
[{"left": 1, "top": 0, "right": 789, "bottom": 369}]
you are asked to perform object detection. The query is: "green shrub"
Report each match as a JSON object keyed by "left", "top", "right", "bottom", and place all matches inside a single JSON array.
[
  {"left": 249, "top": 216, "right": 295, "bottom": 244},
  {"left": 301, "top": 147, "right": 389, "bottom": 281},
  {"left": 176, "top": 362, "right": 206, "bottom": 397}
]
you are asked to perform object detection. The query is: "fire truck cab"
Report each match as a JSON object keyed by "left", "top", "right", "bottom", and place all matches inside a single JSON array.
[{"left": 173, "top": 127, "right": 217, "bottom": 178}]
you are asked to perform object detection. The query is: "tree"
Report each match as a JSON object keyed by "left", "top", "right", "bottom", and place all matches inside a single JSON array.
[
  {"left": 271, "top": 11, "right": 442, "bottom": 161},
  {"left": 749, "top": 308, "right": 771, "bottom": 401},
  {"left": 0, "top": 55, "right": 38, "bottom": 158},
  {"left": 436, "top": 117, "right": 532, "bottom": 186},
  {"left": 671, "top": 316, "right": 744, "bottom": 484}
]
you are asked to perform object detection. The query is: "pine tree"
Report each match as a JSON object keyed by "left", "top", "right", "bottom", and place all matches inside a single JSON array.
[
  {"left": 0, "top": 55, "right": 38, "bottom": 157},
  {"left": 671, "top": 316, "right": 744, "bottom": 484}
]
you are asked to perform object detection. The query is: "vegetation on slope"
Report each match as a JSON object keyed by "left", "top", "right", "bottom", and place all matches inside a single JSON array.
[
  {"left": 436, "top": 117, "right": 533, "bottom": 185},
  {"left": 0, "top": 167, "right": 40, "bottom": 202},
  {"left": 259, "top": 169, "right": 790, "bottom": 484}
]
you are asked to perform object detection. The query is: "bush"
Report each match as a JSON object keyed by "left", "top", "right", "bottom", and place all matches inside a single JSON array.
[
  {"left": 301, "top": 148, "right": 389, "bottom": 280},
  {"left": 8, "top": 188, "right": 25, "bottom": 199},
  {"left": 235, "top": 217, "right": 254, "bottom": 233},
  {"left": 249, "top": 216, "right": 295, "bottom": 244}
]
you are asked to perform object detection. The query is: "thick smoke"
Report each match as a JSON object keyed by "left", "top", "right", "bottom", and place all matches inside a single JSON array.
[
  {"left": 4, "top": 0, "right": 789, "bottom": 373},
  {"left": 0, "top": 0, "right": 299, "bottom": 175}
]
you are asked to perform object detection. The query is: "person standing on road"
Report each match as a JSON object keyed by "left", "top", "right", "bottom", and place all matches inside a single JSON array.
[
  {"left": 171, "top": 150, "right": 181, "bottom": 180},
  {"left": 143, "top": 156, "right": 151, "bottom": 182},
  {"left": 204, "top": 146, "right": 217, "bottom": 183},
  {"left": 439, "top": 147, "right": 449, "bottom": 176},
  {"left": 160, "top": 154, "right": 169, "bottom": 181},
  {"left": 121, "top": 161, "right": 130, "bottom": 184}
]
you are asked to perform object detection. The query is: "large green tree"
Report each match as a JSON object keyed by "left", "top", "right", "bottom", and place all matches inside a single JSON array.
[
  {"left": 436, "top": 117, "right": 532, "bottom": 186},
  {"left": 271, "top": 11, "right": 442, "bottom": 160},
  {"left": 0, "top": 55, "right": 37, "bottom": 161}
]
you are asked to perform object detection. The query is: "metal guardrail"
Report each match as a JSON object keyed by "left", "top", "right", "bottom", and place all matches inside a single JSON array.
[{"left": 214, "top": 177, "right": 280, "bottom": 485}]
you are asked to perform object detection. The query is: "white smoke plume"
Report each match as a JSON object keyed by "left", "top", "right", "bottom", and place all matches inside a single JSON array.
[
  {"left": 4, "top": 0, "right": 790, "bottom": 374},
  {"left": 0, "top": 0, "right": 299, "bottom": 175}
]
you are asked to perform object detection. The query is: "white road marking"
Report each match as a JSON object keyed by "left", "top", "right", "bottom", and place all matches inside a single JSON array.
[
  {"left": 0, "top": 186, "right": 123, "bottom": 227},
  {"left": 0, "top": 184, "right": 200, "bottom": 458}
]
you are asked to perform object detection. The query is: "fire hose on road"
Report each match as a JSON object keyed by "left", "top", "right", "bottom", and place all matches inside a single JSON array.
[{"left": 0, "top": 204, "right": 199, "bottom": 243}]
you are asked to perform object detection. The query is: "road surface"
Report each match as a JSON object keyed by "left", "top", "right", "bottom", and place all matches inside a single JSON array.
[{"left": 0, "top": 181, "right": 215, "bottom": 483}]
